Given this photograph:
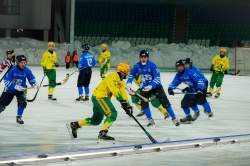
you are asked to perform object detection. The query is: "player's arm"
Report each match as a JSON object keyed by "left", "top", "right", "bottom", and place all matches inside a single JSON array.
[
  {"left": 150, "top": 64, "right": 161, "bottom": 88},
  {"left": 168, "top": 74, "right": 182, "bottom": 90},
  {"left": 126, "top": 65, "right": 138, "bottom": 84},
  {"left": 41, "top": 53, "right": 47, "bottom": 70},
  {"left": 27, "top": 69, "right": 37, "bottom": 86}
]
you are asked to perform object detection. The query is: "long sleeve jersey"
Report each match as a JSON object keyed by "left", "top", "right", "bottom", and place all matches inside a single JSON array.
[
  {"left": 97, "top": 50, "right": 111, "bottom": 68},
  {"left": 78, "top": 51, "right": 96, "bottom": 71},
  {"left": 41, "top": 50, "right": 58, "bottom": 70},
  {"left": 92, "top": 72, "right": 130, "bottom": 105},
  {"left": 0, "top": 58, "right": 12, "bottom": 74},
  {"left": 191, "top": 65, "right": 208, "bottom": 82},
  {"left": 127, "top": 61, "right": 162, "bottom": 89},
  {"left": 211, "top": 55, "right": 229, "bottom": 73},
  {"left": 168, "top": 68, "right": 206, "bottom": 92},
  {"left": 4, "top": 66, "right": 36, "bottom": 93}
]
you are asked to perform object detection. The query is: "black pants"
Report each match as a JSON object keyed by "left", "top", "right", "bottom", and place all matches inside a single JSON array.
[
  {"left": 181, "top": 89, "right": 207, "bottom": 109},
  {"left": 77, "top": 67, "right": 92, "bottom": 87},
  {"left": 140, "top": 86, "right": 171, "bottom": 109},
  {"left": 73, "top": 61, "right": 79, "bottom": 68},
  {"left": 66, "top": 63, "right": 70, "bottom": 69},
  {"left": 0, "top": 91, "right": 27, "bottom": 112}
]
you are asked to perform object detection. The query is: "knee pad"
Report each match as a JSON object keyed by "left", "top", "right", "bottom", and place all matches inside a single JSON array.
[{"left": 18, "top": 100, "right": 27, "bottom": 108}]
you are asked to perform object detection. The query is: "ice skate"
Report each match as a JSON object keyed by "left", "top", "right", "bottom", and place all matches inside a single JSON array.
[
  {"left": 147, "top": 118, "right": 155, "bottom": 128},
  {"left": 214, "top": 93, "right": 220, "bottom": 98},
  {"left": 83, "top": 95, "right": 89, "bottom": 102},
  {"left": 68, "top": 122, "right": 80, "bottom": 139},
  {"left": 97, "top": 130, "right": 115, "bottom": 144},
  {"left": 180, "top": 115, "right": 192, "bottom": 124},
  {"left": 207, "top": 112, "right": 214, "bottom": 119},
  {"left": 206, "top": 92, "right": 212, "bottom": 97},
  {"left": 75, "top": 95, "right": 84, "bottom": 103},
  {"left": 16, "top": 116, "right": 24, "bottom": 125},
  {"left": 164, "top": 112, "right": 170, "bottom": 119},
  {"left": 48, "top": 95, "right": 57, "bottom": 102},
  {"left": 172, "top": 118, "right": 180, "bottom": 126},
  {"left": 136, "top": 111, "right": 145, "bottom": 117},
  {"left": 192, "top": 111, "right": 200, "bottom": 121}
]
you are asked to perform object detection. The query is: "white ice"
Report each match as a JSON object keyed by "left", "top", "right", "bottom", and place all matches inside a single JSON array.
[
  {"left": 0, "top": 37, "right": 250, "bottom": 165},
  {"left": 0, "top": 66, "right": 250, "bottom": 166}
]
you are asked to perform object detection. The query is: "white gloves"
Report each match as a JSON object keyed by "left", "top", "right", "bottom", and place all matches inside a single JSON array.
[
  {"left": 142, "top": 85, "right": 153, "bottom": 92},
  {"left": 15, "top": 85, "right": 25, "bottom": 91},
  {"left": 32, "top": 83, "right": 40, "bottom": 89},
  {"left": 126, "top": 83, "right": 135, "bottom": 95}
]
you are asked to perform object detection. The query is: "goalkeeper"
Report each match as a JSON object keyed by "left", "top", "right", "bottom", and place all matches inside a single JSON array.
[
  {"left": 97, "top": 43, "right": 111, "bottom": 80},
  {"left": 207, "top": 48, "right": 229, "bottom": 98}
]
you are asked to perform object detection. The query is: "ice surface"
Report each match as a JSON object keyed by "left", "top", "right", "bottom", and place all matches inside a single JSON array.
[{"left": 0, "top": 66, "right": 250, "bottom": 165}]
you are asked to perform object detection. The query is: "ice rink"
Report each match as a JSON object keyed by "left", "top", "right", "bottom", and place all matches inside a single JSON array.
[{"left": 0, "top": 66, "right": 250, "bottom": 166}]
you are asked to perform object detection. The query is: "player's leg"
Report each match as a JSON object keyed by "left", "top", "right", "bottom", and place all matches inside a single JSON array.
[
  {"left": 150, "top": 97, "right": 169, "bottom": 119},
  {"left": 214, "top": 73, "right": 224, "bottom": 98},
  {"left": 47, "top": 69, "right": 57, "bottom": 100},
  {"left": 208, "top": 73, "right": 217, "bottom": 96},
  {"left": 83, "top": 68, "right": 92, "bottom": 101},
  {"left": 0, "top": 92, "right": 14, "bottom": 114},
  {"left": 155, "top": 86, "right": 180, "bottom": 126},
  {"left": 15, "top": 91, "right": 27, "bottom": 124}
]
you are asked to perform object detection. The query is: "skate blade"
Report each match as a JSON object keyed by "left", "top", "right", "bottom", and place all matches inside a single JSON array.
[
  {"left": 97, "top": 139, "right": 115, "bottom": 144},
  {"left": 17, "top": 123, "right": 24, "bottom": 127},
  {"left": 66, "top": 123, "right": 74, "bottom": 140},
  {"left": 48, "top": 100, "right": 57, "bottom": 103},
  {"left": 180, "top": 121, "right": 192, "bottom": 124},
  {"left": 148, "top": 124, "right": 156, "bottom": 129},
  {"left": 75, "top": 100, "right": 90, "bottom": 103}
]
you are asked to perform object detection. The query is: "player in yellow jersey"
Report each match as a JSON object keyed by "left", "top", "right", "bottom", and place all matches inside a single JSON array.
[
  {"left": 41, "top": 41, "right": 59, "bottom": 101},
  {"left": 130, "top": 73, "right": 169, "bottom": 119},
  {"left": 97, "top": 43, "right": 111, "bottom": 79},
  {"left": 207, "top": 48, "right": 229, "bottom": 98},
  {"left": 68, "top": 62, "right": 132, "bottom": 142}
]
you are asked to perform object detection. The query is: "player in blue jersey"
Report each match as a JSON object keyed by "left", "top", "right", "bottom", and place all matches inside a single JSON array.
[
  {"left": 75, "top": 44, "right": 96, "bottom": 102},
  {"left": 0, "top": 55, "right": 39, "bottom": 124},
  {"left": 126, "top": 50, "right": 180, "bottom": 127},
  {"left": 168, "top": 60, "right": 213, "bottom": 124}
]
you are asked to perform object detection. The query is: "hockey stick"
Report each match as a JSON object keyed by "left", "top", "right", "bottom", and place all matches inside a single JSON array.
[
  {"left": 227, "top": 70, "right": 240, "bottom": 76},
  {"left": 130, "top": 114, "right": 158, "bottom": 143},
  {"left": 174, "top": 92, "right": 197, "bottom": 94},
  {"left": 0, "top": 65, "right": 13, "bottom": 83},
  {"left": 43, "top": 73, "right": 70, "bottom": 87},
  {"left": 130, "top": 88, "right": 157, "bottom": 103},
  {"left": 26, "top": 74, "right": 46, "bottom": 102}
]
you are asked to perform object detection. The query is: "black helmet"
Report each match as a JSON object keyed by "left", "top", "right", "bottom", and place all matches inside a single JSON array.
[
  {"left": 6, "top": 50, "right": 13, "bottom": 55},
  {"left": 184, "top": 58, "right": 193, "bottom": 66},
  {"left": 139, "top": 50, "right": 149, "bottom": 58},
  {"left": 16, "top": 55, "right": 27, "bottom": 64},
  {"left": 175, "top": 59, "right": 184, "bottom": 67},
  {"left": 81, "top": 43, "right": 90, "bottom": 50}
]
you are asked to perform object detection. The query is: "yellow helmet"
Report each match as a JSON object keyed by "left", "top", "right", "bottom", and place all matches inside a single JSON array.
[
  {"left": 48, "top": 41, "right": 55, "bottom": 47},
  {"left": 220, "top": 48, "right": 227, "bottom": 53},
  {"left": 101, "top": 43, "right": 107, "bottom": 49},
  {"left": 116, "top": 62, "right": 130, "bottom": 76}
]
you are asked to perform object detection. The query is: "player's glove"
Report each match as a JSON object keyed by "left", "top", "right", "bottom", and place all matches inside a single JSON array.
[
  {"left": 126, "top": 83, "right": 135, "bottom": 95},
  {"left": 210, "top": 67, "right": 214, "bottom": 71},
  {"left": 55, "top": 62, "right": 59, "bottom": 67},
  {"left": 142, "top": 85, "right": 152, "bottom": 92},
  {"left": 125, "top": 106, "right": 133, "bottom": 117},
  {"left": 196, "top": 89, "right": 203, "bottom": 99},
  {"left": 182, "top": 87, "right": 189, "bottom": 92},
  {"left": 32, "top": 83, "right": 40, "bottom": 89},
  {"left": 43, "top": 69, "right": 47, "bottom": 74},
  {"left": 120, "top": 100, "right": 128, "bottom": 111},
  {"left": 15, "top": 85, "right": 25, "bottom": 91},
  {"left": 168, "top": 89, "right": 174, "bottom": 96},
  {"left": 224, "top": 70, "right": 228, "bottom": 75}
]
